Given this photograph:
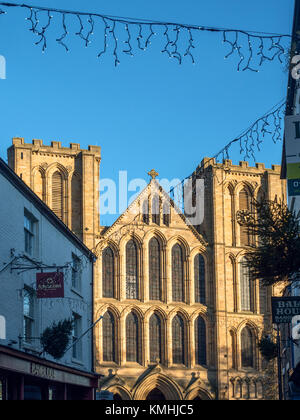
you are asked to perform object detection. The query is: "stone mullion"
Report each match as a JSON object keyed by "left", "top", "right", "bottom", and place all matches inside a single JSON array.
[
  {"left": 184, "top": 255, "right": 190, "bottom": 304},
  {"left": 187, "top": 319, "right": 193, "bottom": 368},
  {"left": 162, "top": 246, "right": 167, "bottom": 304},
  {"left": 143, "top": 244, "right": 149, "bottom": 303},
  {"left": 166, "top": 247, "right": 172, "bottom": 304},
  {"left": 166, "top": 318, "right": 172, "bottom": 367},
  {"left": 120, "top": 253, "right": 126, "bottom": 302},
  {"left": 188, "top": 255, "right": 194, "bottom": 305},
  {"left": 144, "top": 319, "right": 149, "bottom": 366},
  {"left": 120, "top": 315, "right": 126, "bottom": 366},
  {"left": 67, "top": 175, "right": 72, "bottom": 229}
]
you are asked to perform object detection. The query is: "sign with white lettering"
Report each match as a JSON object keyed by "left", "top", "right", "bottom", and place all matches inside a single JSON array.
[
  {"left": 36, "top": 272, "right": 64, "bottom": 299},
  {"left": 272, "top": 297, "right": 300, "bottom": 324},
  {"left": 285, "top": 116, "right": 300, "bottom": 170}
]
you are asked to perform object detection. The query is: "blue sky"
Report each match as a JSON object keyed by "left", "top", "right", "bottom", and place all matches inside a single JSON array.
[{"left": 0, "top": 0, "right": 295, "bottom": 225}]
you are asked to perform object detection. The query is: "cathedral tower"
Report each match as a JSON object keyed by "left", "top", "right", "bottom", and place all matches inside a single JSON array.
[{"left": 7, "top": 138, "right": 101, "bottom": 250}]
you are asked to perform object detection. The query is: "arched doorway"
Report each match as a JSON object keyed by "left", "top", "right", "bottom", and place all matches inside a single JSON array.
[
  {"left": 113, "top": 393, "right": 123, "bottom": 401},
  {"left": 146, "top": 388, "right": 166, "bottom": 401}
]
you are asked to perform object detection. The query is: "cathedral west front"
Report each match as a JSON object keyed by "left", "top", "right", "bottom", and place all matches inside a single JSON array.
[{"left": 7, "top": 137, "right": 287, "bottom": 400}]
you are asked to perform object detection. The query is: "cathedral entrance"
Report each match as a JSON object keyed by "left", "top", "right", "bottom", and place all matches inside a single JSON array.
[{"left": 146, "top": 388, "right": 166, "bottom": 400}]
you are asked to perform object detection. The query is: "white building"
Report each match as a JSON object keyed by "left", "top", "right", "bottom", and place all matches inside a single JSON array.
[{"left": 0, "top": 158, "right": 98, "bottom": 400}]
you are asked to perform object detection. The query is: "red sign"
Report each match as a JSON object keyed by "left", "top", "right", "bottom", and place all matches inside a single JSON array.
[{"left": 36, "top": 272, "right": 64, "bottom": 299}]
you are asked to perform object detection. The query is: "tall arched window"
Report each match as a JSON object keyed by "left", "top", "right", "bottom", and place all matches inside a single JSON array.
[
  {"left": 241, "top": 327, "right": 254, "bottom": 368},
  {"left": 163, "top": 202, "right": 170, "bottom": 226},
  {"left": 172, "top": 315, "right": 185, "bottom": 365},
  {"left": 149, "top": 313, "right": 162, "bottom": 363},
  {"left": 152, "top": 195, "right": 160, "bottom": 225},
  {"left": 102, "top": 311, "right": 115, "bottom": 362},
  {"left": 239, "top": 188, "right": 251, "bottom": 246},
  {"left": 33, "top": 170, "right": 45, "bottom": 201},
  {"left": 126, "top": 312, "right": 140, "bottom": 363},
  {"left": 194, "top": 254, "right": 206, "bottom": 304},
  {"left": 52, "top": 171, "right": 63, "bottom": 220},
  {"left": 126, "top": 240, "right": 138, "bottom": 300},
  {"left": 102, "top": 247, "right": 115, "bottom": 298},
  {"left": 240, "top": 258, "right": 253, "bottom": 312},
  {"left": 71, "top": 174, "right": 82, "bottom": 234},
  {"left": 142, "top": 200, "right": 149, "bottom": 224},
  {"left": 149, "top": 237, "right": 161, "bottom": 301},
  {"left": 172, "top": 244, "right": 184, "bottom": 302},
  {"left": 195, "top": 316, "right": 206, "bottom": 365}
]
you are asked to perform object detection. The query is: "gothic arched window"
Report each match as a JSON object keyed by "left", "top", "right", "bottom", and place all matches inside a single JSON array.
[
  {"left": 172, "top": 315, "right": 185, "bottom": 365},
  {"left": 149, "top": 237, "right": 161, "bottom": 301},
  {"left": 163, "top": 202, "right": 170, "bottom": 226},
  {"left": 102, "top": 247, "right": 115, "bottom": 298},
  {"left": 71, "top": 174, "right": 82, "bottom": 234},
  {"left": 142, "top": 199, "right": 149, "bottom": 224},
  {"left": 126, "top": 240, "right": 138, "bottom": 300},
  {"left": 241, "top": 327, "right": 254, "bottom": 368},
  {"left": 240, "top": 258, "right": 253, "bottom": 312},
  {"left": 52, "top": 171, "right": 63, "bottom": 220},
  {"left": 194, "top": 254, "right": 206, "bottom": 304},
  {"left": 195, "top": 316, "right": 206, "bottom": 365},
  {"left": 126, "top": 312, "right": 140, "bottom": 363},
  {"left": 152, "top": 195, "right": 160, "bottom": 225},
  {"left": 102, "top": 311, "right": 115, "bottom": 362},
  {"left": 239, "top": 188, "right": 251, "bottom": 246},
  {"left": 172, "top": 244, "right": 185, "bottom": 302},
  {"left": 149, "top": 313, "right": 162, "bottom": 363}
]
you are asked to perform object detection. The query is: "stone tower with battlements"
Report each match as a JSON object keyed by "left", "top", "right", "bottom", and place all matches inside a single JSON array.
[{"left": 7, "top": 138, "right": 101, "bottom": 250}]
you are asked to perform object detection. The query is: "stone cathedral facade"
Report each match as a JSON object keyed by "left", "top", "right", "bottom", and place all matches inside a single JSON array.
[{"left": 8, "top": 138, "right": 287, "bottom": 400}]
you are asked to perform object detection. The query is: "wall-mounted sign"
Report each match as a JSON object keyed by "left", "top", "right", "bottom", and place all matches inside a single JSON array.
[
  {"left": 285, "top": 116, "right": 300, "bottom": 169},
  {"left": 36, "top": 272, "right": 64, "bottom": 299},
  {"left": 272, "top": 297, "right": 300, "bottom": 324},
  {"left": 288, "top": 179, "right": 300, "bottom": 196}
]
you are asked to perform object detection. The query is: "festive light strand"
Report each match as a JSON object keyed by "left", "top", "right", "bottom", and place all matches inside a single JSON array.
[
  {"left": 0, "top": 2, "right": 293, "bottom": 69},
  {"left": 169, "top": 99, "right": 286, "bottom": 205}
]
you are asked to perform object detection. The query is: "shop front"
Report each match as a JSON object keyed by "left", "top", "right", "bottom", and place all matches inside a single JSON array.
[{"left": 0, "top": 345, "right": 98, "bottom": 400}]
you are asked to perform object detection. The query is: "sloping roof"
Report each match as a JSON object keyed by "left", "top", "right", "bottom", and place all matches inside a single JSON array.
[
  {"left": 0, "top": 158, "right": 96, "bottom": 261},
  {"left": 100, "top": 178, "right": 208, "bottom": 247}
]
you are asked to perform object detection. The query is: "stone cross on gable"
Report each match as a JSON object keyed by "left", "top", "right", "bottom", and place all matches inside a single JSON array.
[{"left": 148, "top": 169, "right": 159, "bottom": 180}]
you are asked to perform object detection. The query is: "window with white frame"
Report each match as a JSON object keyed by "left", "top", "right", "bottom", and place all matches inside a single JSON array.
[
  {"left": 72, "top": 313, "right": 82, "bottom": 360},
  {"left": 23, "top": 287, "right": 35, "bottom": 344},
  {"left": 24, "top": 210, "right": 37, "bottom": 256},
  {"left": 71, "top": 254, "right": 81, "bottom": 292}
]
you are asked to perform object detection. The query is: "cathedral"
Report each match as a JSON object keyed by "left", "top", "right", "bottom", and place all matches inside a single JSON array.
[{"left": 7, "top": 137, "right": 287, "bottom": 400}]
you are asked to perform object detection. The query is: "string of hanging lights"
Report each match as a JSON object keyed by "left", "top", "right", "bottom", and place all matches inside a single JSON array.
[{"left": 0, "top": 2, "right": 293, "bottom": 69}]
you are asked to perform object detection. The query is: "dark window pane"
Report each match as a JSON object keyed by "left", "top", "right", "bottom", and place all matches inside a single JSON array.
[
  {"left": 126, "top": 312, "right": 140, "bottom": 363},
  {"left": 152, "top": 195, "right": 160, "bottom": 225},
  {"left": 103, "top": 311, "right": 115, "bottom": 362},
  {"left": 149, "top": 238, "right": 161, "bottom": 301},
  {"left": 240, "top": 258, "right": 252, "bottom": 312},
  {"left": 172, "top": 244, "right": 184, "bottom": 302},
  {"left": 172, "top": 315, "right": 184, "bottom": 365},
  {"left": 103, "top": 247, "right": 115, "bottom": 298},
  {"left": 149, "top": 314, "right": 162, "bottom": 363},
  {"left": 195, "top": 254, "right": 206, "bottom": 304},
  {"left": 195, "top": 317, "right": 206, "bottom": 365},
  {"left": 241, "top": 327, "right": 254, "bottom": 368},
  {"left": 126, "top": 241, "right": 138, "bottom": 300}
]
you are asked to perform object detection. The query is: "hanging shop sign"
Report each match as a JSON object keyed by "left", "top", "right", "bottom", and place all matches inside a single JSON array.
[
  {"left": 36, "top": 272, "right": 64, "bottom": 299},
  {"left": 272, "top": 297, "right": 300, "bottom": 324}
]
